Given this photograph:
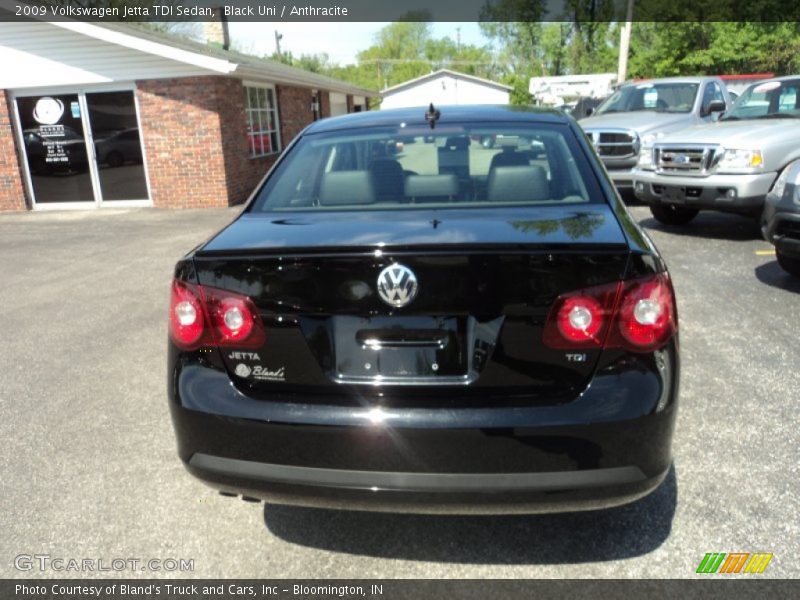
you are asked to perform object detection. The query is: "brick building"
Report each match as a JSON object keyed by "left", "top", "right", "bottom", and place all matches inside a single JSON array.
[{"left": 0, "top": 21, "right": 373, "bottom": 211}]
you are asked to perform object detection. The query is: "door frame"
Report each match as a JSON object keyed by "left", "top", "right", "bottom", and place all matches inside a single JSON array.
[{"left": 10, "top": 83, "right": 153, "bottom": 210}]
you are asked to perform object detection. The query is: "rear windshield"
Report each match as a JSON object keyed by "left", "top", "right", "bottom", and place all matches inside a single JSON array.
[{"left": 250, "top": 123, "right": 602, "bottom": 212}]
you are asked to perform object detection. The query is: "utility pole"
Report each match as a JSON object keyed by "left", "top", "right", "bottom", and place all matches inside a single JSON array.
[
  {"left": 617, "top": 0, "right": 634, "bottom": 85},
  {"left": 274, "top": 30, "right": 283, "bottom": 58}
]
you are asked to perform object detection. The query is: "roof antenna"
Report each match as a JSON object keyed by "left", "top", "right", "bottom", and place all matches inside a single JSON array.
[{"left": 424, "top": 103, "right": 441, "bottom": 129}]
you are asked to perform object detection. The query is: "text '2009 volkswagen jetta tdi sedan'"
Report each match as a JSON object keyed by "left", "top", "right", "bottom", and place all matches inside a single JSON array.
[{"left": 167, "top": 105, "right": 679, "bottom": 514}]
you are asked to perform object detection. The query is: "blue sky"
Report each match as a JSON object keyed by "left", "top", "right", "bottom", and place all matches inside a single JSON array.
[{"left": 228, "top": 22, "right": 490, "bottom": 65}]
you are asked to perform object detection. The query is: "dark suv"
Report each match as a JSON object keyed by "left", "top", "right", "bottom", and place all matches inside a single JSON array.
[{"left": 167, "top": 105, "right": 679, "bottom": 514}]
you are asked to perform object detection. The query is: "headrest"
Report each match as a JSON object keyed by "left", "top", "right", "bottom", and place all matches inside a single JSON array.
[
  {"left": 404, "top": 174, "right": 458, "bottom": 198},
  {"left": 489, "top": 150, "right": 530, "bottom": 171},
  {"left": 369, "top": 158, "right": 404, "bottom": 177},
  {"left": 443, "top": 136, "right": 469, "bottom": 150},
  {"left": 319, "top": 171, "right": 375, "bottom": 206},
  {"left": 487, "top": 165, "right": 549, "bottom": 203}
]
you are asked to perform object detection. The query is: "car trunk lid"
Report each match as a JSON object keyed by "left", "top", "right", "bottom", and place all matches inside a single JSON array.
[{"left": 193, "top": 206, "right": 630, "bottom": 405}]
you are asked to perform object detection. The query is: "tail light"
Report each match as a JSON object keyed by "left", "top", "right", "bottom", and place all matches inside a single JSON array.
[
  {"left": 543, "top": 273, "right": 676, "bottom": 353},
  {"left": 607, "top": 274, "right": 675, "bottom": 350},
  {"left": 542, "top": 282, "right": 619, "bottom": 349},
  {"left": 169, "top": 281, "right": 207, "bottom": 348},
  {"left": 168, "top": 280, "right": 265, "bottom": 350}
]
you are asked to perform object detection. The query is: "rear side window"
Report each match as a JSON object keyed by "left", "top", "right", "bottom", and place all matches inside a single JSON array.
[
  {"left": 250, "top": 123, "right": 603, "bottom": 212},
  {"left": 724, "top": 79, "right": 800, "bottom": 120}
]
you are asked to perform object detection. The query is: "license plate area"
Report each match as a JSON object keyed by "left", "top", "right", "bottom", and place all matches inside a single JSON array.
[
  {"left": 662, "top": 186, "right": 686, "bottom": 204},
  {"left": 332, "top": 316, "right": 468, "bottom": 382}
]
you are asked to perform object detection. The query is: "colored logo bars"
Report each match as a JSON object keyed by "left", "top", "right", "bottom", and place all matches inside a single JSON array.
[{"left": 696, "top": 552, "right": 773, "bottom": 574}]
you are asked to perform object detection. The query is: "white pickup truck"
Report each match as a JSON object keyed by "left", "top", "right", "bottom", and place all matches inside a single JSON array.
[
  {"left": 580, "top": 77, "right": 733, "bottom": 194},
  {"left": 633, "top": 76, "right": 800, "bottom": 225}
]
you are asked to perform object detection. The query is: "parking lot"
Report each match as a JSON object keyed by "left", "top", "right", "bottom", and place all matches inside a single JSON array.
[{"left": 0, "top": 204, "right": 797, "bottom": 579}]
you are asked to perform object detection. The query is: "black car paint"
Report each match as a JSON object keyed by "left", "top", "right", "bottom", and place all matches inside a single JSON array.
[
  {"left": 762, "top": 159, "right": 800, "bottom": 265},
  {"left": 168, "top": 106, "right": 678, "bottom": 513}
]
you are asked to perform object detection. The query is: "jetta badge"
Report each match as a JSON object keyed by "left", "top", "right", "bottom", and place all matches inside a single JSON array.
[{"left": 377, "top": 264, "right": 418, "bottom": 308}]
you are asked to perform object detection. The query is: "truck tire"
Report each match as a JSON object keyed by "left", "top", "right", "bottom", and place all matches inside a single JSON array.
[
  {"left": 650, "top": 204, "right": 699, "bottom": 226},
  {"left": 776, "top": 249, "right": 800, "bottom": 278}
]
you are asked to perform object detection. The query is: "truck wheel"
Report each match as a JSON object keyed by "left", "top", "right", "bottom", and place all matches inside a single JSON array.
[
  {"left": 650, "top": 204, "right": 699, "bottom": 226},
  {"left": 776, "top": 249, "right": 800, "bottom": 278}
]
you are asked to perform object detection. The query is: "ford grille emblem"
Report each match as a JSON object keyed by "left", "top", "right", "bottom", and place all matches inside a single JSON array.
[
  {"left": 673, "top": 154, "right": 690, "bottom": 165},
  {"left": 377, "top": 264, "right": 418, "bottom": 308}
]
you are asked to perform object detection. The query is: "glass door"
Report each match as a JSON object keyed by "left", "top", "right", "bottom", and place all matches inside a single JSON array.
[
  {"left": 15, "top": 90, "right": 150, "bottom": 207},
  {"left": 85, "top": 91, "right": 149, "bottom": 203},
  {"left": 16, "top": 94, "right": 95, "bottom": 204}
]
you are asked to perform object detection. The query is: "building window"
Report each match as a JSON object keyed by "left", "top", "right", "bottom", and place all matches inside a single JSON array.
[{"left": 244, "top": 85, "right": 280, "bottom": 157}]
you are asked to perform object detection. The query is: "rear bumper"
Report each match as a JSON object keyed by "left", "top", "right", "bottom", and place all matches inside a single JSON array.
[
  {"left": 169, "top": 344, "right": 679, "bottom": 514},
  {"left": 632, "top": 169, "right": 775, "bottom": 213},
  {"left": 186, "top": 452, "right": 668, "bottom": 514}
]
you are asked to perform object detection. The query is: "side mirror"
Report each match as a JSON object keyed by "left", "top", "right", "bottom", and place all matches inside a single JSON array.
[
  {"left": 585, "top": 107, "right": 595, "bottom": 117},
  {"left": 705, "top": 100, "right": 726, "bottom": 116}
]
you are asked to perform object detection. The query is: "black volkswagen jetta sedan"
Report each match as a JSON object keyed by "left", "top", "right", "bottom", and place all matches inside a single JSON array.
[{"left": 168, "top": 105, "right": 679, "bottom": 514}]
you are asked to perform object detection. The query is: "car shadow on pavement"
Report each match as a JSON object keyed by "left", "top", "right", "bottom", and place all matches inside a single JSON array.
[
  {"left": 262, "top": 466, "right": 677, "bottom": 564},
  {"left": 619, "top": 190, "right": 644, "bottom": 206},
  {"left": 754, "top": 261, "right": 800, "bottom": 293},
  {"left": 638, "top": 212, "right": 763, "bottom": 241}
]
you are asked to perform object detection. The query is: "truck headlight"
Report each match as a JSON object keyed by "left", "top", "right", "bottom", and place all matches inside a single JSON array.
[
  {"left": 717, "top": 148, "right": 764, "bottom": 173},
  {"left": 637, "top": 133, "right": 663, "bottom": 170},
  {"left": 638, "top": 146, "right": 654, "bottom": 169}
]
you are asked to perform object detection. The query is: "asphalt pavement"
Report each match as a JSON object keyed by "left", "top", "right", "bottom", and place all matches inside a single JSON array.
[{"left": 0, "top": 205, "right": 797, "bottom": 579}]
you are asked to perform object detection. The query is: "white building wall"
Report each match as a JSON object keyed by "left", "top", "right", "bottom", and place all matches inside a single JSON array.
[
  {"left": 329, "top": 92, "right": 348, "bottom": 116},
  {"left": 0, "top": 22, "right": 213, "bottom": 90},
  {"left": 381, "top": 74, "right": 509, "bottom": 109}
]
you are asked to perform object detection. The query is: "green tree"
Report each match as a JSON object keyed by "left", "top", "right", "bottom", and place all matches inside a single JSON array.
[
  {"left": 564, "top": 1, "right": 617, "bottom": 74},
  {"left": 627, "top": 22, "right": 800, "bottom": 78}
]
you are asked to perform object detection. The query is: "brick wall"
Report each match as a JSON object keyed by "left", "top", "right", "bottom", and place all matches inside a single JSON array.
[
  {"left": 277, "top": 85, "right": 314, "bottom": 144},
  {"left": 0, "top": 90, "right": 28, "bottom": 212},
  {"left": 319, "top": 91, "right": 331, "bottom": 118},
  {"left": 136, "top": 76, "right": 230, "bottom": 209},
  {"left": 2, "top": 78, "right": 356, "bottom": 212},
  {"left": 136, "top": 77, "right": 320, "bottom": 209},
  {"left": 215, "top": 77, "right": 277, "bottom": 205}
]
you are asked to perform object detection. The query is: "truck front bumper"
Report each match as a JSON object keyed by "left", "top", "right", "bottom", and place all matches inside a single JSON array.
[
  {"left": 607, "top": 168, "right": 636, "bottom": 190},
  {"left": 632, "top": 169, "right": 776, "bottom": 214}
]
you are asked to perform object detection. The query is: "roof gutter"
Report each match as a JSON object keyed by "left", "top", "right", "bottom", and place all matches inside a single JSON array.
[
  {"left": 48, "top": 21, "right": 238, "bottom": 74},
  {"left": 235, "top": 64, "right": 373, "bottom": 97}
]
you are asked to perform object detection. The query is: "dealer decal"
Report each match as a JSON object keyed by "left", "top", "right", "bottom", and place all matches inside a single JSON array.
[{"left": 234, "top": 363, "right": 285, "bottom": 382}]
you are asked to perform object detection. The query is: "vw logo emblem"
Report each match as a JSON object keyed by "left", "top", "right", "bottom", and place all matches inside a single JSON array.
[{"left": 377, "top": 264, "right": 418, "bottom": 308}]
